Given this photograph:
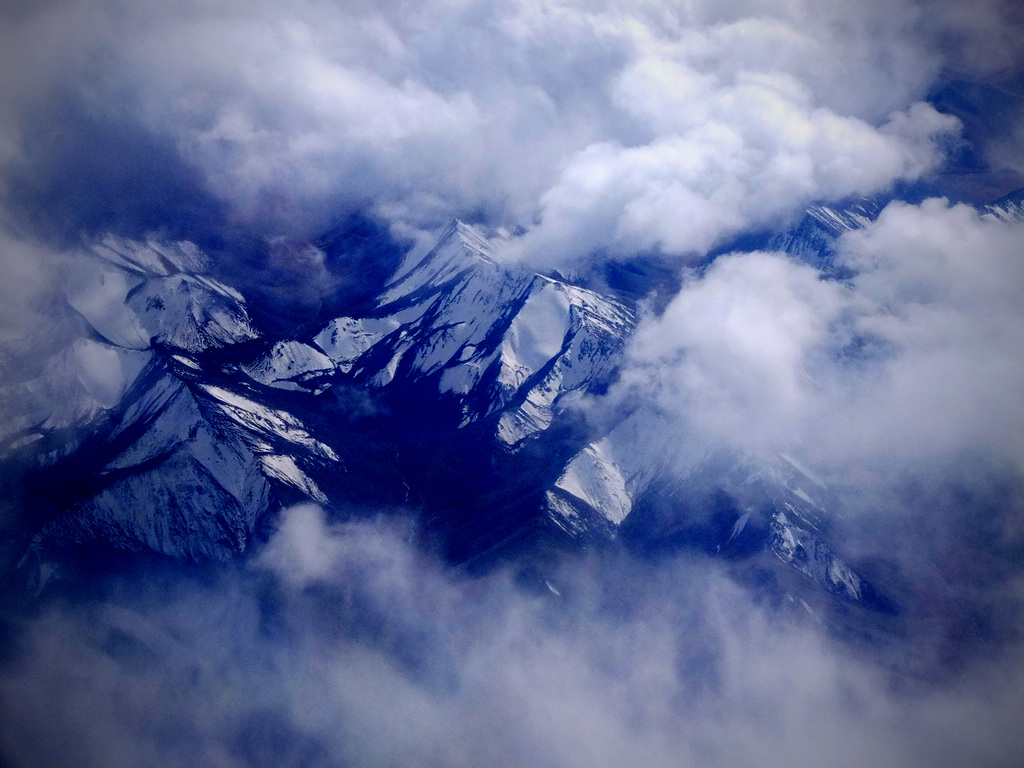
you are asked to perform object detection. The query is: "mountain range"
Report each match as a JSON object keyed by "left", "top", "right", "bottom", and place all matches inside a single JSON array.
[{"left": 3, "top": 190, "right": 1022, "bottom": 611}]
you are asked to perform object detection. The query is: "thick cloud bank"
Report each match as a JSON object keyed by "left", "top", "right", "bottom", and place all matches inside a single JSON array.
[
  {"left": 0, "top": 0, "right": 1019, "bottom": 252},
  {"left": 623, "top": 199, "right": 1024, "bottom": 469},
  {"left": 0, "top": 0, "right": 1019, "bottom": 325},
  {"left": 2, "top": 504, "right": 1024, "bottom": 768}
]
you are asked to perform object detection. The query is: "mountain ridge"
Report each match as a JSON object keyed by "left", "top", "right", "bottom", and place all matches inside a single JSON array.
[{"left": 1, "top": 209, "right": 916, "bottom": 613}]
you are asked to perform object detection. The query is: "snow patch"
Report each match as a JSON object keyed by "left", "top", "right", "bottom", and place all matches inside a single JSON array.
[
  {"left": 779, "top": 452, "right": 828, "bottom": 489},
  {"left": 64, "top": 260, "right": 150, "bottom": 350},
  {"left": 261, "top": 454, "right": 328, "bottom": 504},
  {"left": 243, "top": 341, "right": 334, "bottom": 390},
  {"left": 127, "top": 275, "right": 258, "bottom": 352},
  {"left": 506, "top": 281, "right": 571, "bottom": 373},
  {"left": 555, "top": 438, "right": 632, "bottom": 525},
  {"left": 91, "top": 236, "right": 211, "bottom": 276},
  {"left": 770, "top": 511, "right": 863, "bottom": 602},
  {"left": 315, "top": 317, "right": 400, "bottom": 372},
  {"left": 199, "top": 384, "right": 339, "bottom": 461}
]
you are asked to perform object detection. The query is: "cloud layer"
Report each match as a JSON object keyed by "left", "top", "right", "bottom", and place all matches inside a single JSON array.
[
  {"left": 620, "top": 198, "right": 1024, "bottom": 472},
  {"left": 3, "top": 504, "right": 1024, "bottom": 768},
  {"left": 0, "top": 0, "right": 1019, "bottom": 254}
]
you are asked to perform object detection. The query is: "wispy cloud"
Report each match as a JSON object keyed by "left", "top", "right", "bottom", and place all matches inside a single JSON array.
[{"left": 1, "top": 505, "right": 1023, "bottom": 767}]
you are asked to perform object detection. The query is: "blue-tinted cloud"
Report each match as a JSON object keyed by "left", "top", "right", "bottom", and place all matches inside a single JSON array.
[
  {"left": 0, "top": 0, "right": 1019, "bottom": 251},
  {"left": 2, "top": 504, "right": 1024, "bottom": 768},
  {"left": 619, "top": 199, "right": 1024, "bottom": 470}
]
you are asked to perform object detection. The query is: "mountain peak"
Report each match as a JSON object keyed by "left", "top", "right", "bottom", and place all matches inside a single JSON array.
[
  {"left": 4, "top": 206, "right": 885, "bottom": 609},
  {"left": 448, "top": 219, "right": 492, "bottom": 254},
  {"left": 984, "top": 186, "right": 1024, "bottom": 224},
  {"left": 378, "top": 219, "right": 507, "bottom": 308},
  {"left": 428, "top": 219, "right": 496, "bottom": 270}
]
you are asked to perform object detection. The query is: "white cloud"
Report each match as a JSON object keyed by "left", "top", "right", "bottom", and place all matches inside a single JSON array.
[
  {"left": 828, "top": 199, "right": 1024, "bottom": 466},
  {"left": 510, "top": 99, "right": 956, "bottom": 266},
  {"left": 256, "top": 503, "right": 348, "bottom": 588},
  {"left": 617, "top": 198, "right": 1024, "bottom": 475},
  {"left": 0, "top": 230, "right": 53, "bottom": 343},
  {"left": 625, "top": 251, "right": 847, "bottom": 452},
  {"left": 2, "top": 0, "right": 1012, "bottom": 249},
  {"left": 3, "top": 517, "right": 1024, "bottom": 768}
]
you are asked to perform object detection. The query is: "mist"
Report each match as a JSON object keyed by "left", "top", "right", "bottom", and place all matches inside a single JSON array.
[{"left": 1, "top": 504, "right": 1023, "bottom": 768}]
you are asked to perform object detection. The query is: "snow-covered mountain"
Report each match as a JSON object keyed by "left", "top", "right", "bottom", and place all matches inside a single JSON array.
[
  {"left": 984, "top": 187, "right": 1024, "bottom": 224},
  {"left": 2, "top": 239, "right": 341, "bottom": 562},
  {"left": 1, "top": 211, "right": 914, "bottom": 609},
  {"left": 0, "top": 223, "right": 633, "bottom": 559},
  {"left": 764, "top": 197, "right": 883, "bottom": 270},
  {"left": 313, "top": 220, "right": 635, "bottom": 444}
]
